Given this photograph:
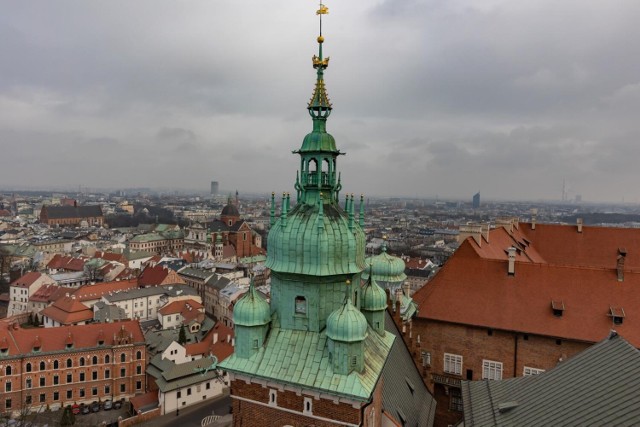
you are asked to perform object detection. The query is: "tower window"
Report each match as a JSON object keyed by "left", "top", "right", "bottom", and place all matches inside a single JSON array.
[
  {"left": 295, "top": 296, "right": 307, "bottom": 315},
  {"left": 269, "top": 389, "right": 277, "bottom": 406},
  {"left": 303, "top": 397, "right": 313, "bottom": 415}
]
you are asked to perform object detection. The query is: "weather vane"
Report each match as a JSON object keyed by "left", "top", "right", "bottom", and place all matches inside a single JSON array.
[{"left": 313, "top": 2, "right": 330, "bottom": 69}]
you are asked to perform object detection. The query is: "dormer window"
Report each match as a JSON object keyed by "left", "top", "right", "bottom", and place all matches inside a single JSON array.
[
  {"left": 295, "top": 296, "right": 307, "bottom": 315},
  {"left": 609, "top": 306, "right": 625, "bottom": 325},
  {"left": 551, "top": 300, "right": 565, "bottom": 317}
]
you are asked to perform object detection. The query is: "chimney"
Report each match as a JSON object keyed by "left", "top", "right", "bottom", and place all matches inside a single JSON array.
[
  {"left": 481, "top": 223, "right": 490, "bottom": 243},
  {"left": 496, "top": 218, "right": 513, "bottom": 234},
  {"left": 577, "top": 218, "right": 583, "bottom": 233},
  {"left": 617, "top": 248, "right": 627, "bottom": 282},
  {"left": 507, "top": 247, "right": 516, "bottom": 276},
  {"left": 213, "top": 333, "right": 218, "bottom": 344},
  {"left": 459, "top": 224, "right": 483, "bottom": 246},
  {"left": 531, "top": 208, "right": 538, "bottom": 230}
]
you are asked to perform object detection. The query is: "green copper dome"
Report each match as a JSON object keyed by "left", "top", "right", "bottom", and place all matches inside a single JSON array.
[
  {"left": 361, "top": 277, "right": 387, "bottom": 312},
  {"left": 362, "top": 243, "right": 407, "bottom": 284},
  {"left": 266, "top": 201, "right": 365, "bottom": 276},
  {"left": 233, "top": 284, "right": 270, "bottom": 327},
  {"left": 326, "top": 298, "right": 368, "bottom": 342}
]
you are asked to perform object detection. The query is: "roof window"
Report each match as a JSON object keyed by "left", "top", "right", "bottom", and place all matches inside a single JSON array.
[
  {"left": 551, "top": 300, "right": 564, "bottom": 317},
  {"left": 609, "top": 306, "right": 625, "bottom": 325}
]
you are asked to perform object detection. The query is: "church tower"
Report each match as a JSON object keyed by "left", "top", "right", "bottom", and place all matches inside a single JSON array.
[{"left": 220, "top": 5, "right": 396, "bottom": 426}]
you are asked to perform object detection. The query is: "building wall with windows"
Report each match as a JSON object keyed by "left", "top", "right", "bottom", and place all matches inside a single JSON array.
[{"left": 0, "top": 321, "right": 147, "bottom": 416}]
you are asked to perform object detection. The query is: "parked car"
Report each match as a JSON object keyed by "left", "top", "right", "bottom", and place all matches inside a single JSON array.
[
  {"left": 71, "top": 404, "right": 80, "bottom": 415},
  {"left": 113, "top": 400, "right": 122, "bottom": 410},
  {"left": 91, "top": 401, "right": 100, "bottom": 413},
  {"left": 103, "top": 399, "right": 113, "bottom": 410},
  {"left": 81, "top": 404, "right": 90, "bottom": 415}
]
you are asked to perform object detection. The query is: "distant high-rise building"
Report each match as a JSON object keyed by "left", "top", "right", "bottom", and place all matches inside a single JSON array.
[
  {"left": 210, "top": 181, "right": 219, "bottom": 195},
  {"left": 472, "top": 191, "right": 480, "bottom": 208}
]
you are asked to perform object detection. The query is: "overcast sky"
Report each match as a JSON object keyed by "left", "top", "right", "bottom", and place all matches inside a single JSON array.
[{"left": 2, "top": 0, "right": 640, "bottom": 202}]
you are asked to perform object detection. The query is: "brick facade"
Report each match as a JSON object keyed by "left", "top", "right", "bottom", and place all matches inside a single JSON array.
[
  {"left": 409, "top": 318, "right": 592, "bottom": 426},
  {"left": 229, "top": 377, "right": 384, "bottom": 427}
]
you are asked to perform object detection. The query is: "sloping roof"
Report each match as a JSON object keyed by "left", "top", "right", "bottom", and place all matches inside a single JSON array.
[
  {"left": 130, "top": 391, "right": 159, "bottom": 413},
  {"left": 159, "top": 299, "right": 204, "bottom": 323},
  {"left": 10, "top": 272, "right": 43, "bottom": 288},
  {"left": 70, "top": 279, "right": 139, "bottom": 302},
  {"left": 413, "top": 223, "right": 640, "bottom": 347},
  {"left": 29, "top": 284, "right": 72, "bottom": 302},
  {"left": 42, "top": 205, "right": 103, "bottom": 219},
  {"left": 0, "top": 320, "right": 144, "bottom": 356},
  {"left": 47, "top": 254, "right": 88, "bottom": 271},
  {"left": 219, "top": 324, "right": 394, "bottom": 401},
  {"left": 461, "top": 332, "right": 640, "bottom": 426},
  {"left": 147, "top": 354, "right": 222, "bottom": 392},
  {"left": 381, "top": 311, "right": 436, "bottom": 427},
  {"left": 41, "top": 296, "right": 93, "bottom": 324}
]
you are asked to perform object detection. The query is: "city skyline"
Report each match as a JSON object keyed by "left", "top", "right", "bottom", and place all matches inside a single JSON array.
[{"left": 2, "top": 1, "right": 640, "bottom": 202}]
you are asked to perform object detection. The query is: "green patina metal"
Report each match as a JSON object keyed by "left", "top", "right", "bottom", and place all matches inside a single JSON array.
[
  {"left": 361, "top": 241, "right": 408, "bottom": 285},
  {"left": 361, "top": 275, "right": 388, "bottom": 337},
  {"left": 220, "top": 5, "right": 394, "bottom": 400}
]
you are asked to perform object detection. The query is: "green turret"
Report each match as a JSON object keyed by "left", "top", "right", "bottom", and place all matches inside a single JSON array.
[
  {"left": 266, "top": 20, "right": 366, "bottom": 333},
  {"left": 361, "top": 273, "right": 387, "bottom": 336},
  {"left": 326, "top": 282, "right": 368, "bottom": 374},
  {"left": 233, "top": 279, "right": 270, "bottom": 359}
]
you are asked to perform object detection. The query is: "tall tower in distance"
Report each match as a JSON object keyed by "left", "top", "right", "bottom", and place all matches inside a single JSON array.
[
  {"left": 472, "top": 191, "right": 480, "bottom": 209},
  {"left": 210, "top": 180, "right": 219, "bottom": 195},
  {"left": 219, "top": 4, "right": 435, "bottom": 425}
]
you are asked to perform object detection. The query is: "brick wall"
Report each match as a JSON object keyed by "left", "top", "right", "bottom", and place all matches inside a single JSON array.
[
  {"left": 408, "top": 317, "right": 592, "bottom": 426},
  {"left": 118, "top": 407, "right": 161, "bottom": 427},
  {"left": 231, "top": 379, "right": 361, "bottom": 426}
]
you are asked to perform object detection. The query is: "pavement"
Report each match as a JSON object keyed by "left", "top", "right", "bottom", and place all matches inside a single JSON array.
[
  {"left": 138, "top": 394, "right": 232, "bottom": 427},
  {"left": 25, "top": 401, "right": 129, "bottom": 427}
]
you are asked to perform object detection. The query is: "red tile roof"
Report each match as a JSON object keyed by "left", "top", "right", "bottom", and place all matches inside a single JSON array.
[
  {"left": 41, "top": 296, "right": 93, "bottom": 325},
  {"left": 413, "top": 222, "right": 640, "bottom": 347},
  {"left": 130, "top": 391, "right": 158, "bottom": 413},
  {"left": 70, "top": 279, "right": 139, "bottom": 302},
  {"left": 10, "top": 272, "right": 44, "bottom": 288},
  {"left": 158, "top": 299, "right": 203, "bottom": 316},
  {"left": 0, "top": 320, "right": 144, "bottom": 355},
  {"left": 47, "top": 254, "right": 88, "bottom": 271},
  {"left": 138, "top": 265, "right": 170, "bottom": 286},
  {"left": 29, "top": 284, "right": 73, "bottom": 303},
  {"left": 94, "top": 251, "right": 127, "bottom": 265}
]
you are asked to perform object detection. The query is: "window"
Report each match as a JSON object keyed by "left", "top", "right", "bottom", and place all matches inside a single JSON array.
[
  {"left": 39, "top": 393, "right": 46, "bottom": 403},
  {"left": 53, "top": 375, "right": 59, "bottom": 385},
  {"left": 450, "top": 389, "right": 464, "bottom": 412},
  {"left": 39, "top": 377, "right": 45, "bottom": 387},
  {"left": 444, "top": 353, "right": 463, "bottom": 375},
  {"left": 92, "top": 356, "right": 98, "bottom": 365},
  {"left": 120, "top": 384, "right": 126, "bottom": 393},
  {"left": 92, "top": 387, "right": 98, "bottom": 396},
  {"left": 5, "top": 366, "right": 11, "bottom": 376},
  {"left": 136, "top": 365, "right": 142, "bottom": 375},
  {"left": 79, "top": 388, "right": 85, "bottom": 398},
  {"left": 105, "top": 369, "right": 110, "bottom": 379},
  {"left": 421, "top": 351, "right": 431, "bottom": 367},
  {"left": 177, "top": 391, "right": 181, "bottom": 399},
  {"left": 25, "top": 395, "right": 32, "bottom": 405},
  {"left": 523, "top": 366, "right": 545, "bottom": 376},
  {"left": 482, "top": 360, "right": 503, "bottom": 380},
  {"left": 79, "top": 357, "right": 85, "bottom": 366},
  {"left": 53, "top": 391, "right": 59, "bottom": 401},
  {"left": 294, "top": 296, "right": 307, "bottom": 314},
  {"left": 268, "top": 389, "right": 277, "bottom": 406},
  {"left": 26, "top": 363, "right": 32, "bottom": 372},
  {"left": 66, "top": 373, "right": 72, "bottom": 383},
  {"left": 187, "top": 388, "right": 192, "bottom": 396},
  {"left": 303, "top": 397, "right": 313, "bottom": 415},
  {"left": 104, "top": 385, "right": 110, "bottom": 395},
  {"left": 26, "top": 378, "right": 32, "bottom": 389},
  {"left": 92, "top": 371, "right": 98, "bottom": 380},
  {"left": 120, "top": 353, "right": 126, "bottom": 363},
  {"left": 39, "top": 361, "right": 45, "bottom": 370},
  {"left": 136, "top": 350, "right": 142, "bottom": 360},
  {"left": 120, "top": 368, "right": 126, "bottom": 378},
  {"left": 206, "top": 382, "right": 211, "bottom": 390},
  {"left": 79, "top": 372, "right": 85, "bottom": 382},
  {"left": 66, "top": 390, "right": 72, "bottom": 399},
  {"left": 136, "top": 381, "right": 141, "bottom": 390},
  {"left": 5, "top": 399, "right": 11, "bottom": 409},
  {"left": 53, "top": 360, "right": 59, "bottom": 369},
  {"left": 253, "top": 339, "right": 259, "bottom": 349},
  {"left": 5, "top": 381, "right": 11, "bottom": 392},
  {"left": 66, "top": 359, "right": 72, "bottom": 368}
]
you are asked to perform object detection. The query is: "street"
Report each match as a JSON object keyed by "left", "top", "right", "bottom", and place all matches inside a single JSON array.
[{"left": 137, "top": 395, "right": 231, "bottom": 427}]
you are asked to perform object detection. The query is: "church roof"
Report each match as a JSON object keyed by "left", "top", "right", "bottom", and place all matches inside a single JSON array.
[
  {"left": 219, "top": 324, "right": 394, "bottom": 401},
  {"left": 221, "top": 203, "right": 239, "bottom": 217}
]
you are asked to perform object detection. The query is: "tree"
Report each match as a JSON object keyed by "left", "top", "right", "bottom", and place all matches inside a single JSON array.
[
  {"left": 33, "top": 314, "right": 40, "bottom": 327},
  {"left": 60, "top": 405, "right": 75, "bottom": 426},
  {"left": 27, "top": 313, "right": 33, "bottom": 326},
  {"left": 178, "top": 324, "right": 187, "bottom": 345}
]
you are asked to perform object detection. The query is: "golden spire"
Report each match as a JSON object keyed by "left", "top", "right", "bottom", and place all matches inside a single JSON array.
[{"left": 313, "top": 2, "right": 330, "bottom": 69}]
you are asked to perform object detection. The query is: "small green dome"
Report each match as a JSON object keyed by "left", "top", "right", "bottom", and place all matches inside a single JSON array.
[
  {"left": 233, "top": 286, "right": 270, "bottom": 327},
  {"left": 300, "top": 130, "right": 338, "bottom": 153},
  {"left": 326, "top": 300, "right": 368, "bottom": 342},
  {"left": 362, "top": 244, "right": 407, "bottom": 284},
  {"left": 361, "top": 278, "right": 387, "bottom": 312}
]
